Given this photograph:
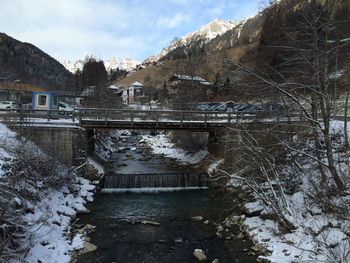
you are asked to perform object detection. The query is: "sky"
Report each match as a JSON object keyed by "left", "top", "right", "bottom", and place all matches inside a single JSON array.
[{"left": 0, "top": 0, "right": 262, "bottom": 63}]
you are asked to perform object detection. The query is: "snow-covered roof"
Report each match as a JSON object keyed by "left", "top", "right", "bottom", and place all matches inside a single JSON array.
[
  {"left": 108, "top": 85, "right": 120, "bottom": 90},
  {"left": 172, "top": 74, "right": 212, "bottom": 86},
  {"left": 129, "top": 81, "right": 143, "bottom": 87}
]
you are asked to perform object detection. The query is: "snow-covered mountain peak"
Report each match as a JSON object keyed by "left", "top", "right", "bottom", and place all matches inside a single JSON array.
[
  {"left": 144, "top": 19, "right": 236, "bottom": 63},
  {"left": 62, "top": 60, "right": 84, "bottom": 73},
  {"left": 104, "top": 57, "right": 140, "bottom": 72},
  {"left": 62, "top": 56, "right": 140, "bottom": 73},
  {"left": 184, "top": 19, "right": 237, "bottom": 42}
]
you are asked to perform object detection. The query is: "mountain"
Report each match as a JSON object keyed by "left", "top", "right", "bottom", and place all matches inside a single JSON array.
[
  {"left": 62, "top": 59, "right": 84, "bottom": 73},
  {"left": 118, "top": 0, "right": 350, "bottom": 97},
  {"left": 0, "top": 33, "right": 73, "bottom": 90},
  {"left": 63, "top": 57, "right": 140, "bottom": 73},
  {"left": 104, "top": 57, "right": 140, "bottom": 72},
  {"left": 144, "top": 19, "right": 237, "bottom": 63}
]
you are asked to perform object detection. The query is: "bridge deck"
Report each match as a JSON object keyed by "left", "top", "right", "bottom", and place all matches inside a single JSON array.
[{"left": 0, "top": 108, "right": 294, "bottom": 130}]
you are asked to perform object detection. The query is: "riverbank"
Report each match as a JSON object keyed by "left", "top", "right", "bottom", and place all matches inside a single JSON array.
[
  {"left": 227, "top": 120, "right": 350, "bottom": 262},
  {"left": 0, "top": 123, "right": 98, "bottom": 263}
]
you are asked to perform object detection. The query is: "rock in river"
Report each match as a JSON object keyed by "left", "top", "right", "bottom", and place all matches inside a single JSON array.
[
  {"left": 193, "top": 249, "right": 207, "bottom": 261},
  {"left": 191, "top": 216, "right": 203, "bottom": 222},
  {"left": 78, "top": 242, "right": 97, "bottom": 255},
  {"left": 141, "top": 220, "right": 161, "bottom": 226}
]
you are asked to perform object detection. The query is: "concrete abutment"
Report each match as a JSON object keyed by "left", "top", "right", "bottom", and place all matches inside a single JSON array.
[{"left": 17, "top": 127, "right": 88, "bottom": 166}]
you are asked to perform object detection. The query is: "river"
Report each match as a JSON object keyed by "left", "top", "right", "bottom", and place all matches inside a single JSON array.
[{"left": 76, "top": 131, "right": 257, "bottom": 263}]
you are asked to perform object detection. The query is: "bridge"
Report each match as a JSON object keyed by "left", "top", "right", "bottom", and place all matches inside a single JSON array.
[
  {"left": 0, "top": 108, "right": 300, "bottom": 166},
  {"left": 0, "top": 108, "right": 286, "bottom": 130}
]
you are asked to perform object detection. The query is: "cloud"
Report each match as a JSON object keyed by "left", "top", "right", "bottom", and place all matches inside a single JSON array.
[
  {"left": 0, "top": 0, "right": 261, "bottom": 62},
  {"left": 157, "top": 13, "right": 190, "bottom": 29}
]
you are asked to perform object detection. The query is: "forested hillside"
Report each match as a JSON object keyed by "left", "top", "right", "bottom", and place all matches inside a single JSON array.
[
  {"left": 121, "top": 0, "right": 350, "bottom": 102},
  {"left": 0, "top": 33, "right": 73, "bottom": 90}
]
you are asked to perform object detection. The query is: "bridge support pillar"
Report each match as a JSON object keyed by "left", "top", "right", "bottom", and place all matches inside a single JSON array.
[
  {"left": 207, "top": 129, "right": 226, "bottom": 158},
  {"left": 86, "top": 128, "right": 95, "bottom": 155},
  {"left": 18, "top": 127, "right": 87, "bottom": 167}
]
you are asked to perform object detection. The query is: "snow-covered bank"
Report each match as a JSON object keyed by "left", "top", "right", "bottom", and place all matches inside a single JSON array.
[
  {"left": 24, "top": 177, "right": 96, "bottom": 263},
  {"left": 240, "top": 191, "right": 350, "bottom": 262},
  {"left": 0, "top": 123, "right": 97, "bottom": 263},
  {"left": 230, "top": 120, "right": 350, "bottom": 263},
  {"left": 142, "top": 132, "right": 208, "bottom": 164}
]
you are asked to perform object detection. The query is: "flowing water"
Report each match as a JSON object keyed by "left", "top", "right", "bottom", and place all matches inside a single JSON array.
[{"left": 76, "top": 131, "right": 257, "bottom": 263}]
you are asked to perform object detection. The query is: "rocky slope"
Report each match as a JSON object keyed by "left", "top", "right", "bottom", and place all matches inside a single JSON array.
[
  {"left": 144, "top": 19, "right": 237, "bottom": 63},
  {"left": 0, "top": 33, "right": 73, "bottom": 90}
]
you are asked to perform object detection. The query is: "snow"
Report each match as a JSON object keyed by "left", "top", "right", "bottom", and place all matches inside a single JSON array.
[
  {"left": 207, "top": 159, "right": 224, "bottom": 175},
  {"left": 71, "top": 234, "right": 85, "bottom": 250},
  {"left": 104, "top": 57, "right": 140, "bottom": 72},
  {"left": 144, "top": 19, "right": 236, "bottom": 63},
  {"left": 0, "top": 123, "right": 97, "bottom": 263},
  {"left": 87, "top": 157, "right": 105, "bottom": 175},
  {"left": 62, "top": 59, "right": 84, "bottom": 73},
  {"left": 23, "top": 177, "right": 96, "bottom": 263},
  {"left": 142, "top": 132, "right": 208, "bottom": 164},
  {"left": 62, "top": 56, "right": 140, "bottom": 73},
  {"left": 328, "top": 69, "right": 344, "bottom": 80},
  {"left": 130, "top": 81, "right": 143, "bottom": 87},
  {"left": 239, "top": 120, "right": 350, "bottom": 263}
]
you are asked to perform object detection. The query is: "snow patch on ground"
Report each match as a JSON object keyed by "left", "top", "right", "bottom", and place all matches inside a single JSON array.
[
  {"left": 239, "top": 120, "right": 350, "bottom": 263},
  {"left": 142, "top": 133, "right": 208, "bottom": 164},
  {"left": 0, "top": 123, "right": 97, "bottom": 263},
  {"left": 23, "top": 177, "right": 95, "bottom": 263},
  {"left": 87, "top": 157, "right": 105, "bottom": 175},
  {"left": 208, "top": 159, "right": 224, "bottom": 175}
]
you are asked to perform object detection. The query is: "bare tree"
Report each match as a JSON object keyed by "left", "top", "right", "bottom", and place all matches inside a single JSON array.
[
  {"left": 344, "top": 65, "right": 350, "bottom": 150},
  {"left": 227, "top": 0, "right": 349, "bottom": 191}
]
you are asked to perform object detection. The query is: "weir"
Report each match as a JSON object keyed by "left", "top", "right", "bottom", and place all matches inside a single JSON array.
[{"left": 102, "top": 172, "right": 209, "bottom": 190}]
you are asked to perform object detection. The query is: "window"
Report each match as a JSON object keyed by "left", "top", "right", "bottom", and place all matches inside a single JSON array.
[
  {"left": 38, "top": 95, "right": 47, "bottom": 106},
  {"left": 52, "top": 96, "right": 58, "bottom": 107}
]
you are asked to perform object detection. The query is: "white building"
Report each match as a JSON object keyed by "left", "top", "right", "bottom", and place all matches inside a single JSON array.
[{"left": 127, "top": 81, "right": 144, "bottom": 104}]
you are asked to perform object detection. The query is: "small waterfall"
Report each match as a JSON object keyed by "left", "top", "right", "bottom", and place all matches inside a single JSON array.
[{"left": 102, "top": 173, "right": 209, "bottom": 192}]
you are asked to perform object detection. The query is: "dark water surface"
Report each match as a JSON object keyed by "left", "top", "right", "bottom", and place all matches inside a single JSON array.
[{"left": 76, "top": 132, "right": 257, "bottom": 263}]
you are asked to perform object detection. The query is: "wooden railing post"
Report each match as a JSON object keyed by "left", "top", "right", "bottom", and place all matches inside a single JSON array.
[
  {"left": 105, "top": 110, "right": 108, "bottom": 127},
  {"left": 79, "top": 110, "right": 82, "bottom": 125},
  {"left": 156, "top": 110, "right": 159, "bottom": 127},
  {"left": 130, "top": 110, "right": 134, "bottom": 128},
  {"left": 204, "top": 112, "right": 207, "bottom": 128},
  {"left": 47, "top": 110, "right": 50, "bottom": 121},
  {"left": 228, "top": 112, "right": 231, "bottom": 123},
  {"left": 181, "top": 112, "right": 184, "bottom": 128}
]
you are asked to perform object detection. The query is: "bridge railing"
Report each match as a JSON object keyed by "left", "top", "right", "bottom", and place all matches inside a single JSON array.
[
  {"left": 0, "top": 108, "right": 79, "bottom": 124},
  {"left": 77, "top": 108, "right": 266, "bottom": 124},
  {"left": 0, "top": 107, "right": 285, "bottom": 127}
]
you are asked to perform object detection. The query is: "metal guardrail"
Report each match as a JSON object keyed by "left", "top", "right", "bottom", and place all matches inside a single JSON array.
[{"left": 0, "top": 108, "right": 288, "bottom": 129}]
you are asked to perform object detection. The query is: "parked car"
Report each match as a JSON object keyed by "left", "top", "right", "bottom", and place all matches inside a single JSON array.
[
  {"left": 0, "top": 101, "right": 17, "bottom": 110},
  {"left": 59, "top": 102, "right": 75, "bottom": 114}
]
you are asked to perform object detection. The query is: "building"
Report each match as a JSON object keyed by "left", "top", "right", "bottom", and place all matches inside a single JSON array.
[
  {"left": 169, "top": 74, "right": 213, "bottom": 99},
  {"left": 128, "top": 81, "right": 144, "bottom": 103},
  {"left": 0, "top": 82, "right": 47, "bottom": 104},
  {"left": 32, "top": 91, "right": 59, "bottom": 111},
  {"left": 169, "top": 74, "right": 212, "bottom": 88},
  {"left": 118, "top": 81, "right": 145, "bottom": 104}
]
